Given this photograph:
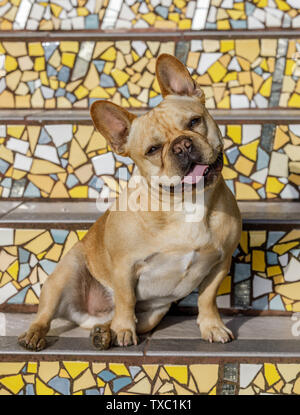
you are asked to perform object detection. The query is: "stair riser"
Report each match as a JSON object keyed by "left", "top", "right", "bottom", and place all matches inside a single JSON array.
[
  {"left": 0, "top": 121, "right": 299, "bottom": 200},
  {"left": 0, "top": 0, "right": 299, "bottom": 31},
  {"left": 0, "top": 223, "right": 299, "bottom": 313},
  {"left": 0, "top": 359, "right": 299, "bottom": 395},
  {"left": 0, "top": 38, "right": 299, "bottom": 109}
]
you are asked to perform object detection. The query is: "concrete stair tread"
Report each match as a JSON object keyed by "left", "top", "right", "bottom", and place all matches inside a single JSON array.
[
  {"left": 1, "top": 109, "right": 300, "bottom": 122},
  {"left": 0, "top": 314, "right": 299, "bottom": 358},
  {"left": 0, "top": 201, "right": 102, "bottom": 225},
  {"left": 0, "top": 201, "right": 299, "bottom": 225},
  {"left": 0, "top": 29, "right": 298, "bottom": 39},
  {"left": 0, "top": 201, "right": 22, "bottom": 218}
]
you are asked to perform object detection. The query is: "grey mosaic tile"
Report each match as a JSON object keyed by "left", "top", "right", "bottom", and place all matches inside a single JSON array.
[
  {"left": 221, "top": 383, "right": 236, "bottom": 395},
  {"left": 223, "top": 363, "right": 238, "bottom": 382},
  {"left": 175, "top": 41, "right": 189, "bottom": 65},
  {"left": 234, "top": 280, "right": 251, "bottom": 309}
]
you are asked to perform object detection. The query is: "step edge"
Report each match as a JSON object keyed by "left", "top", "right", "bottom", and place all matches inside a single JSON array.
[
  {"left": 0, "top": 29, "right": 299, "bottom": 40},
  {"left": 1, "top": 109, "right": 300, "bottom": 122},
  {"left": 1, "top": 337, "right": 300, "bottom": 359},
  {"left": 0, "top": 201, "right": 299, "bottom": 226}
]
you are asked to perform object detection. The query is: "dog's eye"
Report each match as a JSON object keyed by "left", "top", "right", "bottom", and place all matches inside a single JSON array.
[
  {"left": 188, "top": 117, "right": 202, "bottom": 129},
  {"left": 146, "top": 145, "right": 161, "bottom": 155}
]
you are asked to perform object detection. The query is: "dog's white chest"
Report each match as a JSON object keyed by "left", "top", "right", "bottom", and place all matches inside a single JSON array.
[{"left": 135, "top": 248, "right": 217, "bottom": 308}]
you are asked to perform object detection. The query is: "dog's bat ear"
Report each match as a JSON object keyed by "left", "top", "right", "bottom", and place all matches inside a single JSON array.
[
  {"left": 156, "top": 54, "right": 205, "bottom": 103},
  {"left": 90, "top": 101, "right": 136, "bottom": 155}
]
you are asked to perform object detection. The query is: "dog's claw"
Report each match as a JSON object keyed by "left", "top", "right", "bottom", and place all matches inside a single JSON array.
[{"left": 112, "top": 329, "right": 138, "bottom": 348}]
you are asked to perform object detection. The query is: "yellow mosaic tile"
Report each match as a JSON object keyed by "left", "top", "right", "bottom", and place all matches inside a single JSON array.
[
  {"left": 189, "top": 365, "right": 218, "bottom": 394},
  {"left": 63, "top": 362, "right": 89, "bottom": 379},
  {"left": 0, "top": 375, "right": 24, "bottom": 394}
]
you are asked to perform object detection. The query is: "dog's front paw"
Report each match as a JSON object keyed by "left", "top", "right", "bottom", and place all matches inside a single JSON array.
[
  {"left": 112, "top": 328, "right": 138, "bottom": 347},
  {"left": 90, "top": 324, "right": 111, "bottom": 350},
  {"left": 18, "top": 327, "right": 47, "bottom": 351},
  {"left": 198, "top": 318, "right": 234, "bottom": 344}
]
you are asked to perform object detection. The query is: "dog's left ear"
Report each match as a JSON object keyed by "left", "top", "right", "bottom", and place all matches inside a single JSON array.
[{"left": 156, "top": 54, "right": 205, "bottom": 104}]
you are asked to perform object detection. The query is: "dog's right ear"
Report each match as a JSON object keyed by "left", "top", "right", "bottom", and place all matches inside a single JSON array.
[{"left": 90, "top": 101, "right": 136, "bottom": 155}]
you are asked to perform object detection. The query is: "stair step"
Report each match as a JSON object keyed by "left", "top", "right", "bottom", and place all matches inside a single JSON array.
[
  {"left": 0, "top": 37, "right": 299, "bottom": 110},
  {"left": 0, "top": 200, "right": 299, "bottom": 225},
  {"left": 1, "top": 30, "right": 300, "bottom": 39},
  {"left": 2, "top": 108, "right": 300, "bottom": 121},
  {"left": 0, "top": 200, "right": 299, "bottom": 313},
  {"left": 0, "top": 314, "right": 299, "bottom": 356},
  {"left": 0, "top": 0, "right": 299, "bottom": 32},
  {"left": 0, "top": 314, "right": 299, "bottom": 395},
  {"left": 0, "top": 115, "right": 299, "bottom": 200}
]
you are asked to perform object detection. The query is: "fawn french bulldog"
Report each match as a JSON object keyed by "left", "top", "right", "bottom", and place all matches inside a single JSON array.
[{"left": 18, "top": 54, "right": 241, "bottom": 351}]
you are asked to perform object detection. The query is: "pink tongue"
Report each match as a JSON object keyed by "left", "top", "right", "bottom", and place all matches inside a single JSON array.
[{"left": 182, "top": 164, "right": 209, "bottom": 184}]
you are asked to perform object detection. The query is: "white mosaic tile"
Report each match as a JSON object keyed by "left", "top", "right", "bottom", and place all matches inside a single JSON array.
[
  {"left": 281, "top": 184, "right": 299, "bottom": 199},
  {"left": 34, "top": 144, "right": 60, "bottom": 165},
  {"left": 231, "top": 94, "right": 249, "bottom": 109},
  {"left": 197, "top": 53, "right": 222, "bottom": 75},
  {"left": 269, "top": 152, "right": 289, "bottom": 178},
  {"left": 242, "top": 125, "right": 261, "bottom": 144},
  {"left": 253, "top": 275, "right": 273, "bottom": 298},
  {"left": 132, "top": 41, "right": 147, "bottom": 57},
  {"left": 186, "top": 1, "right": 197, "bottom": 19},
  {"left": 13, "top": 0, "right": 33, "bottom": 30},
  {"left": 0, "top": 282, "right": 18, "bottom": 304},
  {"left": 0, "top": 228, "right": 14, "bottom": 246},
  {"left": 192, "top": 8, "right": 209, "bottom": 30},
  {"left": 279, "top": 254, "right": 289, "bottom": 267},
  {"left": 92, "top": 152, "right": 115, "bottom": 175},
  {"left": 253, "top": 94, "right": 268, "bottom": 108},
  {"left": 250, "top": 168, "right": 268, "bottom": 185},
  {"left": 284, "top": 257, "right": 300, "bottom": 282},
  {"left": 6, "top": 138, "right": 29, "bottom": 155},
  {"left": 240, "top": 364, "right": 262, "bottom": 389},
  {"left": 13, "top": 153, "right": 32, "bottom": 172},
  {"left": 45, "top": 125, "right": 73, "bottom": 147},
  {"left": 248, "top": 16, "right": 265, "bottom": 29}
]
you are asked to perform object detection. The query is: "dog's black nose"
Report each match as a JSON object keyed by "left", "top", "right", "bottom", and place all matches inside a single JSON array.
[{"left": 172, "top": 136, "right": 192, "bottom": 156}]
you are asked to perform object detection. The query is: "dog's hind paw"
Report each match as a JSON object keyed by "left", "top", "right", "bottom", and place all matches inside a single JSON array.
[{"left": 90, "top": 324, "right": 111, "bottom": 350}]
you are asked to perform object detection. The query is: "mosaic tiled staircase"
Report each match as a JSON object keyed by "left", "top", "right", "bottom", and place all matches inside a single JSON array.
[{"left": 0, "top": 0, "right": 300, "bottom": 396}]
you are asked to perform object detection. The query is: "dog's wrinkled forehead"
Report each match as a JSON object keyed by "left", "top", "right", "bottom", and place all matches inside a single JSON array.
[{"left": 129, "top": 95, "right": 205, "bottom": 146}]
